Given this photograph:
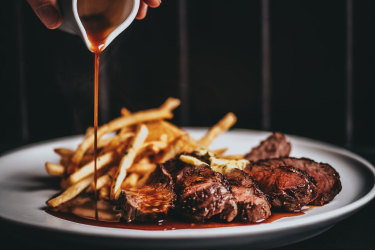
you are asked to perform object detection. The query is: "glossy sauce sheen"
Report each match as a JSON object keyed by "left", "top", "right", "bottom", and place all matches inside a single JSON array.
[
  {"left": 47, "top": 209, "right": 306, "bottom": 230},
  {"left": 47, "top": 196, "right": 309, "bottom": 230},
  {"left": 93, "top": 53, "right": 99, "bottom": 219},
  {"left": 77, "top": 0, "right": 133, "bottom": 219},
  {"left": 78, "top": 0, "right": 134, "bottom": 53}
]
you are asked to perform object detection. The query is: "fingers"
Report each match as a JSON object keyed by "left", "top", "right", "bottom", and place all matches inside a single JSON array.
[
  {"left": 27, "top": 0, "right": 62, "bottom": 29},
  {"left": 136, "top": 0, "right": 162, "bottom": 20},
  {"left": 27, "top": 0, "right": 161, "bottom": 27},
  {"left": 144, "top": 0, "right": 162, "bottom": 8},
  {"left": 136, "top": 1, "right": 148, "bottom": 20}
]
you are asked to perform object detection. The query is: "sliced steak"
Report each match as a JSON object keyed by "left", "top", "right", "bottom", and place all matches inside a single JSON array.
[
  {"left": 245, "top": 132, "right": 291, "bottom": 162},
  {"left": 163, "top": 159, "right": 238, "bottom": 222},
  {"left": 119, "top": 165, "right": 176, "bottom": 223},
  {"left": 262, "top": 157, "right": 341, "bottom": 205},
  {"left": 225, "top": 168, "right": 272, "bottom": 222},
  {"left": 184, "top": 151, "right": 271, "bottom": 222},
  {"left": 244, "top": 162, "right": 318, "bottom": 212}
]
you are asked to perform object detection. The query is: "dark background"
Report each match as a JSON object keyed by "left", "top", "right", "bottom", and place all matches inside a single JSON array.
[{"left": 1, "top": 0, "right": 375, "bottom": 249}]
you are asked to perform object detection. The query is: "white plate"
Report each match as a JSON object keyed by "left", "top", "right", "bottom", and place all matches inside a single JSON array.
[{"left": 0, "top": 129, "right": 374, "bottom": 249}]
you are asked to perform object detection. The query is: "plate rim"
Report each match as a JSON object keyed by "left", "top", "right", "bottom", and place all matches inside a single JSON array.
[{"left": 0, "top": 128, "right": 375, "bottom": 240}]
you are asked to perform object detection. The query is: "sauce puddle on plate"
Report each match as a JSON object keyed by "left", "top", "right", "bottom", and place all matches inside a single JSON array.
[{"left": 46, "top": 196, "right": 309, "bottom": 230}]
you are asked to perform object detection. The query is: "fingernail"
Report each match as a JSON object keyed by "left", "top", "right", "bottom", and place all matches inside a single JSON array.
[{"left": 36, "top": 5, "right": 62, "bottom": 29}]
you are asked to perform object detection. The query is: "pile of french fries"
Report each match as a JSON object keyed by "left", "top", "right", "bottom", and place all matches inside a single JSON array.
[{"left": 45, "top": 98, "right": 238, "bottom": 208}]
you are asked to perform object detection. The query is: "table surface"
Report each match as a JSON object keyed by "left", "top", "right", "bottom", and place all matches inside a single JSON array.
[{"left": 1, "top": 153, "right": 374, "bottom": 250}]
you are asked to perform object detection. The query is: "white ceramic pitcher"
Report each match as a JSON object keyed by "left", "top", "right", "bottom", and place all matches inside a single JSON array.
[{"left": 58, "top": 0, "right": 140, "bottom": 52}]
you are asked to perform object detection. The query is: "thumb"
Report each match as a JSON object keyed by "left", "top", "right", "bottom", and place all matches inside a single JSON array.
[{"left": 27, "top": 0, "right": 62, "bottom": 29}]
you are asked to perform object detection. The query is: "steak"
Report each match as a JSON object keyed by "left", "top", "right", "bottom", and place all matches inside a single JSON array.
[
  {"left": 186, "top": 151, "right": 271, "bottom": 222},
  {"left": 260, "top": 157, "right": 341, "bottom": 205},
  {"left": 163, "top": 159, "right": 238, "bottom": 222},
  {"left": 245, "top": 132, "right": 291, "bottom": 162},
  {"left": 244, "top": 162, "right": 318, "bottom": 212},
  {"left": 118, "top": 164, "right": 176, "bottom": 223},
  {"left": 224, "top": 168, "right": 272, "bottom": 222}
]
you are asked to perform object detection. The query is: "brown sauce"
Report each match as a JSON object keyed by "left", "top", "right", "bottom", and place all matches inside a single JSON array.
[
  {"left": 76, "top": 0, "right": 134, "bottom": 219},
  {"left": 93, "top": 53, "right": 99, "bottom": 219},
  {"left": 47, "top": 209, "right": 306, "bottom": 231},
  {"left": 46, "top": 196, "right": 309, "bottom": 230},
  {"left": 78, "top": 0, "right": 134, "bottom": 53}
]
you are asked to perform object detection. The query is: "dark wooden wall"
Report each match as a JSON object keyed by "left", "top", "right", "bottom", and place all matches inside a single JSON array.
[{"left": 1, "top": 0, "right": 375, "bottom": 157}]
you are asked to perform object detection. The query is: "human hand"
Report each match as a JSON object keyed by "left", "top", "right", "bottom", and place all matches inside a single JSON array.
[
  {"left": 27, "top": 0, "right": 62, "bottom": 29},
  {"left": 26, "top": 0, "right": 162, "bottom": 30},
  {"left": 136, "top": 0, "right": 162, "bottom": 20}
]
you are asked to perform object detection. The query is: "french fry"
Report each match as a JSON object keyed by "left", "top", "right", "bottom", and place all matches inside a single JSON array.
[
  {"left": 45, "top": 162, "right": 65, "bottom": 177},
  {"left": 80, "top": 154, "right": 95, "bottom": 166},
  {"left": 136, "top": 171, "right": 153, "bottom": 188},
  {"left": 158, "top": 137, "right": 181, "bottom": 163},
  {"left": 128, "top": 158, "right": 157, "bottom": 175},
  {"left": 94, "top": 166, "right": 117, "bottom": 190},
  {"left": 55, "top": 148, "right": 73, "bottom": 167},
  {"left": 60, "top": 156, "right": 70, "bottom": 167},
  {"left": 47, "top": 176, "right": 92, "bottom": 208},
  {"left": 198, "top": 112, "right": 237, "bottom": 147},
  {"left": 120, "top": 107, "right": 132, "bottom": 117},
  {"left": 85, "top": 127, "right": 94, "bottom": 136},
  {"left": 66, "top": 127, "right": 94, "bottom": 173},
  {"left": 68, "top": 151, "right": 115, "bottom": 185},
  {"left": 145, "top": 121, "right": 185, "bottom": 143},
  {"left": 97, "top": 135, "right": 118, "bottom": 149},
  {"left": 122, "top": 173, "right": 140, "bottom": 188},
  {"left": 111, "top": 124, "right": 149, "bottom": 199},
  {"left": 87, "top": 133, "right": 128, "bottom": 154},
  {"left": 68, "top": 98, "right": 180, "bottom": 172},
  {"left": 99, "top": 186, "right": 110, "bottom": 200},
  {"left": 85, "top": 185, "right": 94, "bottom": 193},
  {"left": 211, "top": 148, "right": 228, "bottom": 156},
  {"left": 160, "top": 97, "right": 181, "bottom": 111},
  {"left": 119, "top": 107, "right": 133, "bottom": 135},
  {"left": 118, "top": 126, "right": 134, "bottom": 136},
  {"left": 95, "top": 175, "right": 110, "bottom": 191},
  {"left": 101, "top": 132, "right": 134, "bottom": 153},
  {"left": 159, "top": 134, "right": 199, "bottom": 163},
  {"left": 139, "top": 140, "right": 168, "bottom": 154},
  {"left": 54, "top": 148, "right": 73, "bottom": 157}
]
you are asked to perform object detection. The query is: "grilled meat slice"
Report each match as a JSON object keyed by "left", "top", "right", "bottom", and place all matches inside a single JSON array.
[
  {"left": 225, "top": 168, "right": 271, "bottom": 222},
  {"left": 244, "top": 162, "right": 318, "bottom": 212},
  {"left": 264, "top": 157, "right": 341, "bottom": 205},
  {"left": 162, "top": 159, "right": 238, "bottom": 222},
  {"left": 184, "top": 151, "right": 271, "bottom": 222},
  {"left": 245, "top": 132, "right": 291, "bottom": 162},
  {"left": 119, "top": 165, "right": 176, "bottom": 223},
  {"left": 119, "top": 185, "right": 175, "bottom": 223}
]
